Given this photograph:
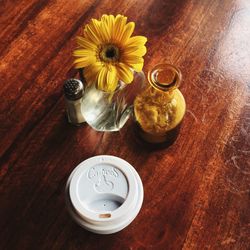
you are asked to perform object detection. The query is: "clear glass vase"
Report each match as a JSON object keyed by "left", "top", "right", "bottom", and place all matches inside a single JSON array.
[{"left": 81, "top": 71, "right": 146, "bottom": 132}]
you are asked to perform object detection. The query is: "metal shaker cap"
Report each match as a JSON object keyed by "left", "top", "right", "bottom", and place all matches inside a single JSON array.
[{"left": 64, "top": 79, "right": 84, "bottom": 100}]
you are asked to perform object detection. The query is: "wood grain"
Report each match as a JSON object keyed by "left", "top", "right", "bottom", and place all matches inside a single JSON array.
[{"left": 1, "top": 0, "right": 250, "bottom": 249}]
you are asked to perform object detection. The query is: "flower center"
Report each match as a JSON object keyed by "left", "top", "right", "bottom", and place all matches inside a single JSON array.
[{"left": 100, "top": 44, "right": 120, "bottom": 62}]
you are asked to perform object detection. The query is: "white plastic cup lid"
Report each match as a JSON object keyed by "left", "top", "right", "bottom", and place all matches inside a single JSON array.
[{"left": 65, "top": 155, "right": 144, "bottom": 234}]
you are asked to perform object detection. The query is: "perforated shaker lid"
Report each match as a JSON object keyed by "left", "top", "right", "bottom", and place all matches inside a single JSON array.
[{"left": 65, "top": 155, "right": 143, "bottom": 234}]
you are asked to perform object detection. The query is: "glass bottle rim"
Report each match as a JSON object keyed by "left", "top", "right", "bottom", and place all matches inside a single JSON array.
[{"left": 147, "top": 63, "right": 182, "bottom": 92}]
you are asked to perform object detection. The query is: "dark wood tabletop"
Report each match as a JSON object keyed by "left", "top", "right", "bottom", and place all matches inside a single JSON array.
[{"left": 1, "top": 0, "right": 250, "bottom": 249}]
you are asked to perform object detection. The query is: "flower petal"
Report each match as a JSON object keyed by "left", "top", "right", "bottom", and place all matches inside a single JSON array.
[
  {"left": 99, "top": 15, "right": 108, "bottom": 41},
  {"left": 112, "top": 15, "right": 127, "bottom": 43},
  {"left": 99, "top": 15, "right": 114, "bottom": 42},
  {"left": 117, "top": 63, "right": 133, "bottom": 83},
  {"left": 120, "top": 22, "right": 135, "bottom": 43},
  {"left": 123, "top": 45, "right": 147, "bottom": 57},
  {"left": 84, "top": 62, "right": 103, "bottom": 84},
  {"left": 84, "top": 19, "right": 102, "bottom": 45},
  {"left": 123, "top": 54, "right": 144, "bottom": 65},
  {"left": 74, "top": 56, "right": 96, "bottom": 68},
  {"left": 96, "top": 65, "right": 119, "bottom": 92},
  {"left": 126, "top": 36, "right": 147, "bottom": 47},
  {"left": 76, "top": 36, "right": 97, "bottom": 51},
  {"left": 106, "top": 65, "right": 119, "bottom": 92},
  {"left": 73, "top": 49, "right": 95, "bottom": 57},
  {"left": 106, "top": 15, "right": 115, "bottom": 31},
  {"left": 97, "top": 65, "right": 108, "bottom": 90},
  {"left": 128, "top": 62, "right": 144, "bottom": 72}
]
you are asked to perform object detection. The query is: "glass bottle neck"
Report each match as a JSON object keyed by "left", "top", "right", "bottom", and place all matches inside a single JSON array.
[{"left": 148, "top": 64, "right": 182, "bottom": 92}]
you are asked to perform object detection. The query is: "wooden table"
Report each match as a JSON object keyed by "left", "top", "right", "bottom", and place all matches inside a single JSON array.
[{"left": 1, "top": 0, "right": 249, "bottom": 249}]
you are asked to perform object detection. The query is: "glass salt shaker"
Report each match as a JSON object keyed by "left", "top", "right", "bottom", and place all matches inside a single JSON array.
[
  {"left": 134, "top": 64, "right": 186, "bottom": 144},
  {"left": 63, "top": 79, "right": 85, "bottom": 125}
]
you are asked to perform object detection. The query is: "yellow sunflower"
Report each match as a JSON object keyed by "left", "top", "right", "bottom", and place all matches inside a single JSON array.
[{"left": 73, "top": 14, "right": 147, "bottom": 92}]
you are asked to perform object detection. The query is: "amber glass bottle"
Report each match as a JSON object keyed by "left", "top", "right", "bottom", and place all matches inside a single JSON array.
[{"left": 134, "top": 64, "right": 186, "bottom": 144}]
